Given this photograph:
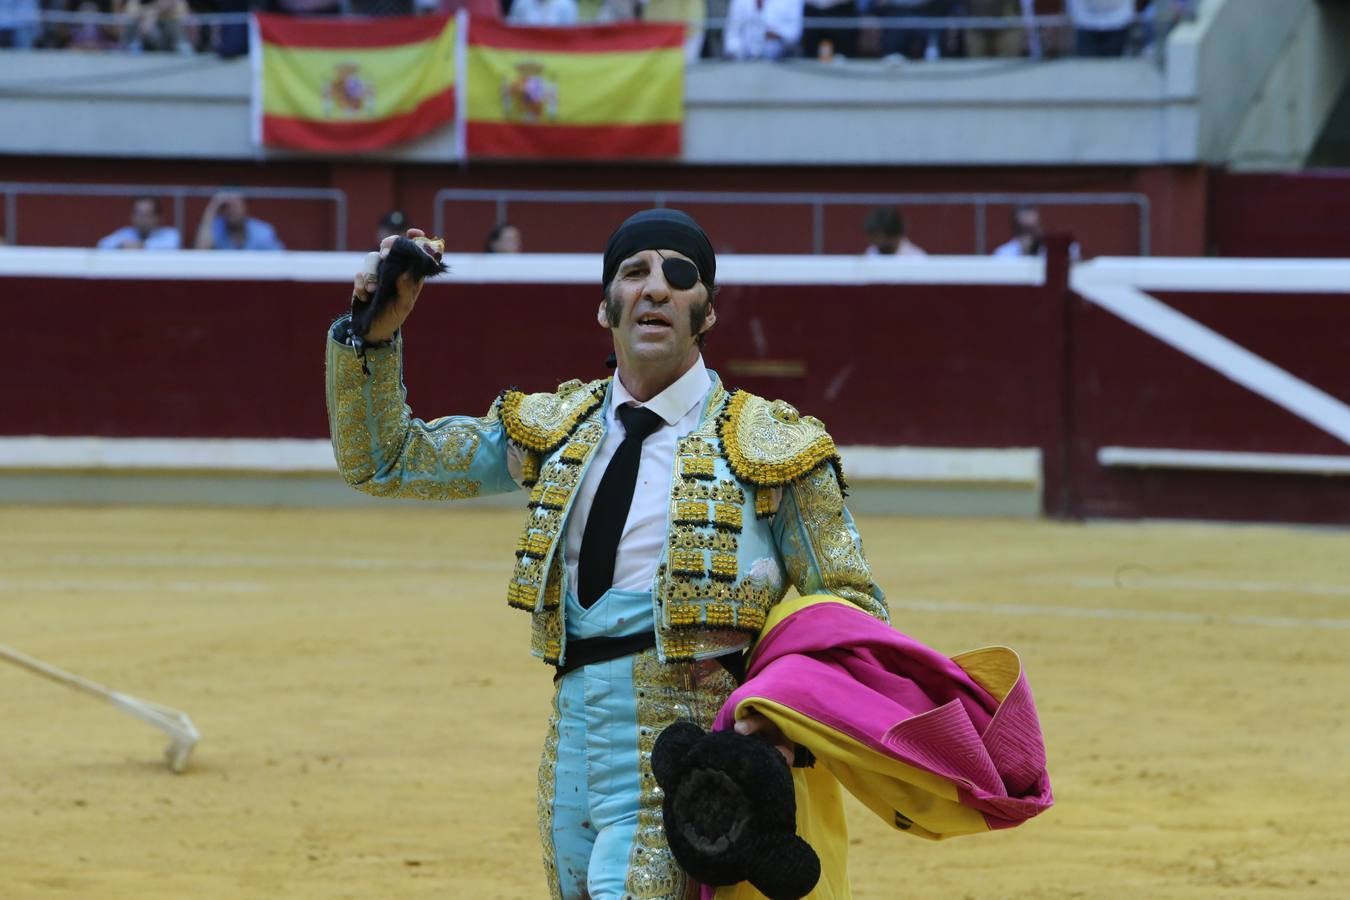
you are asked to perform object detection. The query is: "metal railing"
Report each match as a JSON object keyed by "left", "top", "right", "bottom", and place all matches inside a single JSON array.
[
  {"left": 0, "top": 183, "right": 348, "bottom": 250},
  {"left": 3, "top": 6, "right": 1192, "bottom": 62},
  {"left": 433, "top": 189, "right": 1151, "bottom": 256}
]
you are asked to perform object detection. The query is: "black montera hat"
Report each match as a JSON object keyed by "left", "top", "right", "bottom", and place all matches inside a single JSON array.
[{"left": 602, "top": 208, "right": 716, "bottom": 291}]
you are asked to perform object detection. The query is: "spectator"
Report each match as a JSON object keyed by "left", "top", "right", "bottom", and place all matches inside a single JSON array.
[
  {"left": 67, "top": 1, "right": 119, "bottom": 50},
  {"left": 193, "top": 191, "right": 285, "bottom": 251},
  {"left": 118, "top": 0, "right": 195, "bottom": 54},
  {"left": 993, "top": 204, "right": 1081, "bottom": 258},
  {"left": 212, "top": 0, "right": 249, "bottom": 58},
  {"left": 964, "top": 0, "right": 1024, "bottom": 58},
  {"left": 377, "top": 210, "right": 409, "bottom": 244},
  {"left": 507, "top": 0, "right": 577, "bottom": 26},
  {"left": 993, "top": 203, "right": 1043, "bottom": 257},
  {"left": 0, "top": 0, "right": 40, "bottom": 48},
  {"left": 801, "top": 0, "right": 858, "bottom": 60},
  {"left": 722, "top": 0, "right": 803, "bottom": 61},
  {"left": 485, "top": 222, "right": 523, "bottom": 253},
  {"left": 863, "top": 206, "right": 925, "bottom": 257},
  {"left": 97, "top": 196, "right": 181, "bottom": 250},
  {"left": 877, "top": 0, "right": 952, "bottom": 60},
  {"left": 1068, "top": 0, "right": 1134, "bottom": 57},
  {"left": 595, "top": 0, "right": 641, "bottom": 22}
]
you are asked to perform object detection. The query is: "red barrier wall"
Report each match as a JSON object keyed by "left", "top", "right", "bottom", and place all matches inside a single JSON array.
[
  {"left": 1065, "top": 289, "right": 1350, "bottom": 524},
  {"left": 12, "top": 276, "right": 1059, "bottom": 448},
  {"left": 10, "top": 251, "right": 1350, "bottom": 525}
]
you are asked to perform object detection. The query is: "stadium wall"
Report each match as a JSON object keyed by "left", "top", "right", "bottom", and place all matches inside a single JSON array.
[
  {"left": 4, "top": 245, "right": 1348, "bottom": 525},
  {"left": 2, "top": 154, "right": 1205, "bottom": 257}
]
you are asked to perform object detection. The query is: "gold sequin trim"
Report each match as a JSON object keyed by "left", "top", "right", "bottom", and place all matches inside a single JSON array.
[
  {"left": 755, "top": 486, "right": 775, "bottom": 518},
  {"left": 537, "top": 700, "right": 563, "bottom": 900},
  {"left": 670, "top": 549, "right": 704, "bottom": 576},
  {"left": 674, "top": 500, "right": 709, "bottom": 526},
  {"left": 710, "top": 553, "right": 738, "bottom": 582},
  {"left": 717, "top": 390, "right": 840, "bottom": 487},
  {"left": 627, "top": 652, "right": 733, "bottom": 897},
  {"left": 528, "top": 484, "right": 570, "bottom": 511},
  {"left": 712, "top": 502, "right": 741, "bottom": 532},
  {"left": 520, "top": 452, "right": 542, "bottom": 488},
  {"left": 517, "top": 532, "right": 551, "bottom": 559},
  {"left": 500, "top": 379, "right": 607, "bottom": 453},
  {"left": 681, "top": 457, "right": 715, "bottom": 480},
  {"left": 558, "top": 441, "right": 594, "bottom": 465}
]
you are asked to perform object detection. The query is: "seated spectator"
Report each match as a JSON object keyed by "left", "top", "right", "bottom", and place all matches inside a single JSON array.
[
  {"left": 863, "top": 206, "right": 925, "bottom": 257},
  {"left": 1068, "top": 0, "right": 1134, "bottom": 58},
  {"left": 722, "top": 0, "right": 803, "bottom": 61},
  {"left": 194, "top": 191, "right": 285, "bottom": 251},
  {"left": 97, "top": 196, "right": 181, "bottom": 250},
  {"left": 118, "top": 0, "right": 194, "bottom": 54},
  {"left": 508, "top": 0, "right": 578, "bottom": 26},
  {"left": 877, "top": 0, "right": 952, "bottom": 60},
  {"left": 993, "top": 203, "right": 1043, "bottom": 257},
  {"left": 68, "top": 1, "right": 119, "bottom": 51},
  {"left": 485, "top": 222, "right": 523, "bottom": 253},
  {"left": 595, "top": 0, "right": 641, "bottom": 22},
  {"left": 964, "top": 0, "right": 1024, "bottom": 58},
  {"left": 377, "top": 209, "right": 409, "bottom": 244},
  {"left": 993, "top": 204, "right": 1081, "bottom": 258},
  {"left": 801, "top": 0, "right": 859, "bottom": 60},
  {"left": 212, "top": 0, "right": 250, "bottom": 58},
  {"left": 0, "top": 0, "right": 40, "bottom": 48}
]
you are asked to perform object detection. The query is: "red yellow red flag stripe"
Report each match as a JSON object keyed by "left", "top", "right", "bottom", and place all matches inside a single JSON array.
[
  {"left": 465, "top": 20, "right": 684, "bottom": 160},
  {"left": 251, "top": 13, "right": 457, "bottom": 152}
]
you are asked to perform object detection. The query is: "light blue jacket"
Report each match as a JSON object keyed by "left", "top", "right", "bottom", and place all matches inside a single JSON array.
[{"left": 325, "top": 317, "right": 887, "bottom": 665}]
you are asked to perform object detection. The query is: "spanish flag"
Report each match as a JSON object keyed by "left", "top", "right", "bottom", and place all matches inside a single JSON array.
[
  {"left": 465, "top": 19, "right": 684, "bottom": 160},
  {"left": 251, "top": 13, "right": 457, "bottom": 152}
]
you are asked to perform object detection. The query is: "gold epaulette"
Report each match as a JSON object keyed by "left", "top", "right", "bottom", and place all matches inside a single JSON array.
[
  {"left": 499, "top": 378, "right": 608, "bottom": 454},
  {"left": 717, "top": 390, "right": 841, "bottom": 487}
]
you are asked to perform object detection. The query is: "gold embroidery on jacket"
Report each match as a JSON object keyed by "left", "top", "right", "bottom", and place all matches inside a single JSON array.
[
  {"left": 500, "top": 380, "right": 607, "bottom": 453},
  {"left": 626, "top": 652, "right": 731, "bottom": 899},
  {"left": 718, "top": 390, "right": 840, "bottom": 487},
  {"left": 790, "top": 462, "right": 888, "bottom": 621}
]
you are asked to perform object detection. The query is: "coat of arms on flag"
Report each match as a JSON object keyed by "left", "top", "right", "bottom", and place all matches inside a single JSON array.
[{"left": 251, "top": 13, "right": 458, "bottom": 152}]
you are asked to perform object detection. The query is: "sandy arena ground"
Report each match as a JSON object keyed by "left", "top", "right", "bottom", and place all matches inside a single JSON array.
[{"left": 1, "top": 505, "right": 1347, "bottom": 899}]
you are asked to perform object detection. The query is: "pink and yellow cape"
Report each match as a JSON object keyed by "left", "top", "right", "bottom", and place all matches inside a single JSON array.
[{"left": 706, "top": 595, "right": 1054, "bottom": 900}]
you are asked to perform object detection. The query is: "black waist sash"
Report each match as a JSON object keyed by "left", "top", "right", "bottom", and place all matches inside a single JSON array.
[{"left": 553, "top": 633, "right": 747, "bottom": 685}]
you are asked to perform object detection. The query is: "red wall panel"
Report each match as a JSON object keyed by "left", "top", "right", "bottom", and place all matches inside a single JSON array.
[
  {"left": 1066, "top": 289, "right": 1350, "bottom": 524},
  {"left": 9, "top": 275, "right": 1059, "bottom": 448}
]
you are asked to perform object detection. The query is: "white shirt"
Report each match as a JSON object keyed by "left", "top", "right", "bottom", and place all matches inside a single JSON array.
[
  {"left": 563, "top": 356, "right": 713, "bottom": 599},
  {"left": 1067, "top": 0, "right": 1134, "bottom": 31},
  {"left": 507, "top": 0, "right": 579, "bottom": 26},
  {"left": 993, "top": 237, "right": 1082, "bottom": 259},
  {"left": 96, "top": 226, "right": 181, "bottom": 251},
  {"left": 722, "top": 0, "right": 804, "bottom": 61},
  {"left": 864, "top": 239, "right": 927, "bottom": 258}
]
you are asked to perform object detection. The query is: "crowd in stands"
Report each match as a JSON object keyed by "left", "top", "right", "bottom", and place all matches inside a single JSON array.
[
  {"left": 86, "top": 195, "right": 531, "bottom": 254},
  {"left": 94, "top": 192, "right": 285, "bottom": 250},
  {"left": 77, "top": 193, "right": 1070, "bottom": 258},
  {"left": 0, "top": 0, "right": 1194, "bottom": 61}
]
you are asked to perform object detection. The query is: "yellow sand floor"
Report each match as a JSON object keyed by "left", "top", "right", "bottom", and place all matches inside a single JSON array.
[{"left": 1, "top": 506, "right": 1347, "bottom": 899}]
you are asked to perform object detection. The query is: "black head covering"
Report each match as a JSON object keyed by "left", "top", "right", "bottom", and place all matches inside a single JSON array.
[{"left": 602, "top": 208, "right": 716, "bottom": 292}]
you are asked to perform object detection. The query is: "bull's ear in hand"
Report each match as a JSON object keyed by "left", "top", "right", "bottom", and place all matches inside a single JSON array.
[{"left": 351, "top": 236, "right": 449, "bottom": 342}]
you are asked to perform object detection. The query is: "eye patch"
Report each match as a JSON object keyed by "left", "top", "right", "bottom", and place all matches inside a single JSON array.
[{"left": 661, "top": 257, "right": 700, "bottom": 290}]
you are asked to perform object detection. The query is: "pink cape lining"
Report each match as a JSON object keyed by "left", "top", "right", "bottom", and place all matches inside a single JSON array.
[{"left": 712, "top": 599, "right": 1053, "bottom": 823}]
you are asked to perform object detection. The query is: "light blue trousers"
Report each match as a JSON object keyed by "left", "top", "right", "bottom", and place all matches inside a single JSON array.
[{"left": 538, "top": 588, "right": 736, "bottom": 900}]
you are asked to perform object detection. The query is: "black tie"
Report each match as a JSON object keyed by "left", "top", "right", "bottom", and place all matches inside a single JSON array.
[{"left": 577, "top": 404, "right": 665, "bottom": 608}]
